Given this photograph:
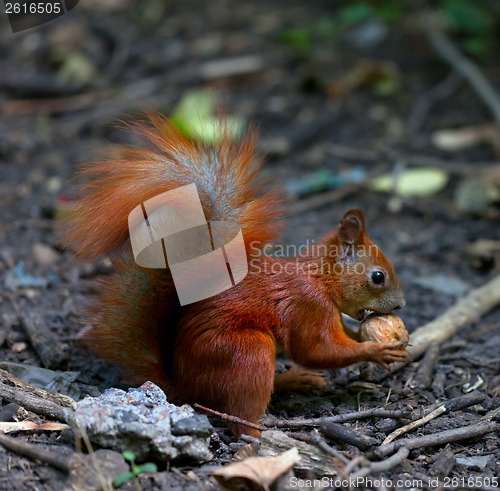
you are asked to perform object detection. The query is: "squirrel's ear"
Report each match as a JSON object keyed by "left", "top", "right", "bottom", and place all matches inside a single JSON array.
[{"left": 338, "top": 208, "right": 365, "bottom": 245}]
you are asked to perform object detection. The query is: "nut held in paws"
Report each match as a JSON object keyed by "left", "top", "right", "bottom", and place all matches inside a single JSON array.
[{"left": 360, "top": 314, "right": 409, "bottom": 348}]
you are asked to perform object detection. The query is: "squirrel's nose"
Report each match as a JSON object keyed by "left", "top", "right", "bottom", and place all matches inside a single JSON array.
[{"left": 394, "top": 298, "right": 406, "bottom": 310}]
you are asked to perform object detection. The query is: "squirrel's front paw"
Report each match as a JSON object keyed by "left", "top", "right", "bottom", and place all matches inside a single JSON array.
[{"left": 365, "top": 341, "right": 408, "bottom": 370}]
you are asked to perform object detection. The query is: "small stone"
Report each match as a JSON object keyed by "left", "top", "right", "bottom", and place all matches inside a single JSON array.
[
  {"left": 32, "top": 243, "right": 59, "bottom": 267},
  {"left": 70, "top": 382, "right": 213, "bottom": 462}
]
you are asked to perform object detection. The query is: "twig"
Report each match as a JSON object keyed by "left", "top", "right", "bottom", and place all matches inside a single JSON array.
[
  {"left": 391, "top": 274, "right": 500, "bottom": 370},
  {"left": 467, "top": 321, "right": 500, "bottom": 340},
  {"left": 383, "top": 405, "right": 447, "bottom": 445},
  {"left": 0, "top": 432, "right": 73, "bottom": 474},
  {"left": 0, "top": 369, "right": 74, "bottom": 422},
  {"left": 320, "top": 421, "right": 378, "bottom": 451},
  {"left": 342, "top": 455, "right": 366, "bottom": 476},
  {"left": 420, "top": 12, "right": 500, "bottom": 127},
  {"left": 288, "top": 163, "right": 387, "bottom": 214},
  {"left": 373, "top": 420, "right": 497, "bottom": 458},
  {"left": 407, "top": 71, "right": 463, "bottom": 133},
  {"left": 352, "top": 446, "right": 410, "bottom": 479},
  {"left": 326, "top": 144, "right": 496, "bottom": 176},
  {"left": 411, "top": 344, "right": 440, "bottom": 389},
  {"left": 73, "top": 424, "right": 113, "bottom": 491},
  {"left": 330, "top": 408, "right": 410, "bottom": 423},
  {"left": 193, "top": 403, "right": 266, "bottom": 432},
  {"left": 383, "top": 391, "right": 486, "bottom": 445},
  {"left": 19, "top": 311, "right": 67, "bottom": 368},
  {"left": 261, "top": 408, "right": 410, "bottom": 429},
  {"left": 2, "top": 55, "right": 265, "bottom": 117},
  {"left": 478, "top": 405, "right": 500, "bottom": 423}
]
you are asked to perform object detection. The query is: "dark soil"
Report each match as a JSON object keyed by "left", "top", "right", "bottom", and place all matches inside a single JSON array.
[{"left": 0, "top": 1, "right": 499, "bottom": 490}]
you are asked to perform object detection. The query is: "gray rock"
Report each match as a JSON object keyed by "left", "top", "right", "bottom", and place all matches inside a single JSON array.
[{"left": 70, "top": 382, "right": 212, "bottom": 462}]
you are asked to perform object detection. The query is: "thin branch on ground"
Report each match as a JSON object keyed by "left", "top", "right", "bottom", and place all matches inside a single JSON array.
[
  {"left": 391, "top": 274, "right": 500, "bottom": 370},
  {"left": 320, "top": 421, "right": 378, "bottom": 451},
  {"left": 373, "top": 420, "right": 497, "bottom": 459},
  {"left": 383, "top": 405, "right": 447, "bottom": 445},
  {"left": 0, "top": 369, "right": 73, "bottom": 422},
  {"left": 73, "top": 424, "right": 114, "bottom": 491},
  {"left": 407, "top": 71, "right": 463, "bottom": 133},
  {"left": 352, "top": 446, "right": 410, "bottom": 479},
  {"left": 326, "top": 144, "right": 496, "bottom": 175},
  {"left": 383, "top": 391, "right": 486, "bottom": 445},
  {"left": 420, "top": 12, "right": 500, "bottom": 127},
  {"left": 288, "top": 163, "right": 387, "bottom": 215},
  {"left": 0, "top": 432, "right": 73, "bottom": 474},
  {"left": 411, "top": 344, "right": 440, "bottom": 389},
  {"left": 193, "top": 403, "right": 267, "bottom": 432},
  {"left": 262, "top": 408, "right": 410, "bottom": 429},
  {"left": 3, "top": 55, "right": 264, "bottom": 116}
]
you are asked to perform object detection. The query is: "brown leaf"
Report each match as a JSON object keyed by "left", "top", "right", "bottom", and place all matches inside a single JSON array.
[
  {"left": 0, "top": 421, "right": 69, "bottom": 433},
  {"left": 38, "top": 422, "right": 69, "bottom": 431},
  {"left": 212, "top": 447, "right": 299, "bottom": 489}
]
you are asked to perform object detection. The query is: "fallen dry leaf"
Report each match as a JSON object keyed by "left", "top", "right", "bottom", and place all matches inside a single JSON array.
[
  {"left": 212, "top": 447, "right": 299, "bottom": 489},
  {"left": 432, "top": 124, "right": 500, "bottom": 156},
  {"left": 0, "top": 421, "right": 69, "bottom": 433},
  {"left": 369, "top": 167, "right": 449, "bottom": 197}
]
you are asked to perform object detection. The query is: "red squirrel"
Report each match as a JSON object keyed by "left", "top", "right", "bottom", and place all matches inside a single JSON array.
[{"left": 63, "top": 113, "right": 407, "bottom": 438}]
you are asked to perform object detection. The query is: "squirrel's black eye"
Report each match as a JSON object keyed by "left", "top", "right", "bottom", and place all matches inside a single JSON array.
[{"left": 371, "top": 270, "right": 385, "bottom": 285}]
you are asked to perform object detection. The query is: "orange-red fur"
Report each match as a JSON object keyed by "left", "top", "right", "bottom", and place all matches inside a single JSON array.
[{"left": 63, "top": 114, "right": 406, "bottom": 438}]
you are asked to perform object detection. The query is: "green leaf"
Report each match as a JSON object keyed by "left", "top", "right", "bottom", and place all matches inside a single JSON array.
[
  {"left": 442, "top": 0, "right": 492, "bottom": 34},
  {"left": 113, "top": 471, "right": 134, "bottom": 488},
  {"left": 369, "top": 168, "right": 449, "bottom": 196},
  {"left": 122, "top": 450, "right": 135, "bottom": 462},
  {"left": 337, "top": 3, "right": 375, "bottom": 27},
  {"left": 279, "top": 28, "right": 312, "bottom": 55},
  {"left": 373, "top": 72, "right": 399, "bottom": 97},
  {"left": 190, "top": 117, "right": 244, "bottom": 144},
  {"left": 375, "top": 3, "right": 404, "bottom": 23},
  {"left": 171, "top": 89, "right": 215, "bottom": 139},
  {"left": 138, "top": 463, "right": 158, "bottom": 474},
  {"left": 316, "top": 17, "right": 338, "bottom": 40},
  {"left": 464, "top": 37, "right": 489, "bottom": 56},
  {"left": 171, "top": 90, "right": 245, "bottom": 144}
]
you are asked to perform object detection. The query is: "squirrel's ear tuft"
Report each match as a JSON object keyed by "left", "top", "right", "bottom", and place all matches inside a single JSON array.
[{"left": 338, "top": 208, "right": 365, "bottom": 245}]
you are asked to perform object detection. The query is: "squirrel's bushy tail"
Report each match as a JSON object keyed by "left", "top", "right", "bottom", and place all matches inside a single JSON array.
[
  {"left": 62, "top": 113, "right": 283, "bottom": 386},
  {"left": 63, "top": 112, "right": 283, "bottom": 261}
]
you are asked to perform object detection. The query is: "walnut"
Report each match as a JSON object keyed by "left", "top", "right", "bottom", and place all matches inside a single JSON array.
[{"left": 360, "top": 314, "right": 409, "bottom": 348}]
